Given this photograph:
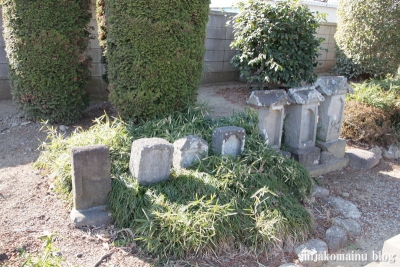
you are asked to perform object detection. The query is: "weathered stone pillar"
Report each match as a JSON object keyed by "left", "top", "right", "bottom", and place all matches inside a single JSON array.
[
  {"left": 284, "top": 87, "right": 325, "bottom": 167},
  {"left": 247, "top": 90, "right": 289, "bottom": 150},
  {"left": 173, "top": 135, "right": 208, "bottom": 169},
  {"left": 70, "top": 145, "right": 112, "bottom": 227},
  {"left": 129, "top": 138, "right": 174, "bottom": 186},
  {"left": 212, "top": 126, "right": 246, "bottom": 156},
  {"left": 315, "top": 76, "right": 353, "bottom": 158}
]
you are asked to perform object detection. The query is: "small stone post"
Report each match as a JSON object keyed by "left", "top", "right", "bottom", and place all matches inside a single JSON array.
[
  {"left": 247, "top": 89, "right": 289, "bottom": 150},
  {"left": 212, "top": 126, "right": 246, "bottom": 156},
  {"left": 129, "top": 138, "right": 174, "bottom": 186},
  {"left": 70, "top": 145, "right": 112, "bottom": 227},
  {"left": 173, "top": 135, "right": 208, "bottom": 169},
  {"left": 284, "top": 87, "right": 325, "bottom": 167},
  {"left": 315, "top": 76, "right": 353, "bottom": 158}
]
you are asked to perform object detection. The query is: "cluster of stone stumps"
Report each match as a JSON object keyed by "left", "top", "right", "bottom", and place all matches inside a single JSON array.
[
  {"left": 69, "top": 127, "right": 246, "bottom": 226},
  {"left": 247, "top": 76, "right": 353, "bottom": 176}
]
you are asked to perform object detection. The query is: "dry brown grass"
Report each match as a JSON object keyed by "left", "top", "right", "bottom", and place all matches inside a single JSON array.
[{"left": 342, "top": 100, "right": 398, "bottom": 146}]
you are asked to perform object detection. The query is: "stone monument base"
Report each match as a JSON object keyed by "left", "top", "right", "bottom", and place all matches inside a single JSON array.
[
  {"left": 307, "top": 157, "right": 349, "bottom": 177},
  {"left": 289, "top": 147, "right": 321, "bottom": 167},
  {"left": 70, "top": 205, "right": 111, "bottom": 227},
  {"left": 317, "top": 138, "right": 346, "bottom": 159}
]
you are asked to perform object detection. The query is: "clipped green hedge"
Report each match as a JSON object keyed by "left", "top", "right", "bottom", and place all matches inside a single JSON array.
[
  {"left": 106, "top": 0, "right": 210, "bottom": 120},
  {"left": 1, "top": 0, "right": 92, "bottom": 124},
  {"left": 334, "top": 0, "right": 400, "bottom": 79}
]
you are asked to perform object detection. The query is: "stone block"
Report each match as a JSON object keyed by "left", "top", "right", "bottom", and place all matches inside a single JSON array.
[
  {"left": 325, "top": 196, "right": 361, "bottom": 219},
  {"left": 380, "top": 234, "right": 400, "bottom": 266},
  {"left": 315, "top": 77, "right": 353, "bottom": 141},
  {"left": 129, "top": 138, "right": 173, "bottom": 186},
  {"left": 287, "top": 86, "right": 325, "bottom": 105},
  {"left": 312, "top": 185, "right": 330, "bottom": 198},
  {"left": 71, "top": 145, "right": 111, "bottom": 211},
  {"left": 382, "top": 145, "right": 400, "bottom": 160},
  {"left": 317, "top": 94, "right": 346, "bottom": 142},
  {"left": 317, "top": 139, "right": 346, "bottom": 159},
  {"left": 173, "top": 135, "right": 208, "bottom": 169},
  {"left": 70, "top": 205, "right": 111, "bottom": 227},
  {"left": 289, "top": 146, "right": 321, "bottom": 167},
  {"left": 307, "top": 157, "right": 349, "bottom": 177},
  {"left": 315, "top": 76, "right": 353, "bottom": 96},
  {"left": 247, "top": 90, "right": 288, "bottom": 150},
  {"left": 333, "top": 218, "right": 361, "bottom": 236},
  {"left": 284, "top": 88, "right": 324, "bottom": 150},
  {"left": 212, "top": 126, "right": 246, "bottom": 156},
  {"left": 346, "top": 148, "right": 380, "bottom": 170},
  {"left": 295, "top": 239, "right": 328, "bottom": 267},
  {"left": 320, "top": 151, "right": 337, "bottom": 163},
  {"left": 326, "top": 225, "right": 348, "bottom": 252}
]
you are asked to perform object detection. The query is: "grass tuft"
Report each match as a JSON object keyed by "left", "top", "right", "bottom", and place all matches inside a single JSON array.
[{"left": 36, "top": 104, "right": 313, "bottom": 258}]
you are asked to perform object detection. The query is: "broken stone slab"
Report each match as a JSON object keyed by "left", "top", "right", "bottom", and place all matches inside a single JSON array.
[
  {"left": 317, "top": 139, "right": 346, "bottom": 159},
  {"left": 173, "top": 135, "right": 208, "bottom": 169},
  {"left": 70, "top": 205, "right": 111, "bottom": 227},
  {"left": 294, "top": 239, "right": 328, "bottom": 267},
  {"left": 382, "top": 144, "right": 400, "bottom": 160},
  {"left": 71, "top": 145, "right": 112, "bottom": 211},
  {"left": 247, "top": 90, "right": 288, "bottom": 150},
  {"left": 380, "top": 234, "right": 400, "bottom": 267},
  {"left": 333, "top": 217, "right": 362, "bottom": 236},
  {"left": 212, "top": 126, "right": 246, "bottom": 156},
  {"left": 324, "top": 196, "right": 361, "bottom": 219},
  {"left": 284, "top": 87, "right": 324, "bottom": 151},
  {"left": 129, "top": 138, "right": 174, "bottom": 186},
  {"left": 315, "top": 76, "right": 354, "bottom": 96},
  {"left": 312, "top": 185, "right": 330, "bottom": 198},
  {"left": 346, "top": 148, "right": 380, "bottom": 170},
  {"left": 307, "top": 157, "right": 349, "bottom": 177},
  {"left": 288, "top": 146, "right": 321, "bottom": 167},
  {"left": 369, "top": 145, "right": 383, "bottom": 160},
  {"left": 326, "top": 225, "right": 348, "bottom": 252},
  {"left": 320, "top": 151, "right": 337, "bottom": 164}
]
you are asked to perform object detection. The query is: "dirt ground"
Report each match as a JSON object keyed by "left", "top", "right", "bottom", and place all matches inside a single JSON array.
[{"left": 0, "top": 83, "right": 399, "bottom": 267}]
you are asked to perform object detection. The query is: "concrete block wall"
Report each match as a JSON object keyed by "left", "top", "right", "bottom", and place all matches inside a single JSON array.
[
  {"left": 315, "top": 22, "right": 337, "bottom": 74},
  {"left": 202, "top": 11, "right": 239, "bottom": 84}
]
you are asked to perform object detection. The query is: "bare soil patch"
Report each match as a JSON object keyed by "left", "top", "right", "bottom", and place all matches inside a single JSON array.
[{"left": 1, "top": 84, "right": 400, "bottom": 266}]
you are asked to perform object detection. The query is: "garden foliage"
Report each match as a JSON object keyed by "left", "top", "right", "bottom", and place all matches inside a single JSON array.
[
  {"left": 230, "top": 0, "right": 325, "bottom": 88},
  {"left": 334, "top": 0, "right": 400, "bottom": 79},
  {"left": 105, "top": 0, "right": 210, "bottom": 120},
  {"left": 342, "top": 76, "right": 400, "bottom": 145},
  {"left": 35, "top": 106, "right": 313, "bottom": 257},
  {"left": 1, "top": 0, "right": 92, "bottom": 124}
]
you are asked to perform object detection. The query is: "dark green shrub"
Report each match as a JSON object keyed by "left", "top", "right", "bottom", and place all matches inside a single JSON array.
[
  {"left": 106, "top": 0, "right": 210, "bottom": 120},
  {"left": 1, "top": 0, "right": 91, "bottom": 124},
  {"left": 230, "top": 0, "right": 325, "bottom": 88},
  {"left": 334, "top": 0, "right": 400, "bottom": 79}
]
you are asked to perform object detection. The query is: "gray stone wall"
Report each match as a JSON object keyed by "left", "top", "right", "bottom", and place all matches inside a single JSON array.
[{"left": 0, "top": 5, "right": 337, "bottom": 100}]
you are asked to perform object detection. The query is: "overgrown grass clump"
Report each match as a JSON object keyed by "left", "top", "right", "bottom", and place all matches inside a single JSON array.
[
  {"left": 35, "top": 106, "right": 313, "bottom": 258},
  {"left": 342, "top": 75, "right": 400, "bottom": 145}
]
